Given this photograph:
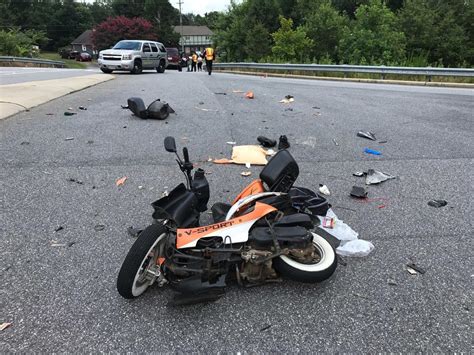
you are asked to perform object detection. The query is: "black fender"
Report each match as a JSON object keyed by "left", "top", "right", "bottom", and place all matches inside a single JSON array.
[{"left": 151, "top": 183, "right": 199, "bottom": 227}]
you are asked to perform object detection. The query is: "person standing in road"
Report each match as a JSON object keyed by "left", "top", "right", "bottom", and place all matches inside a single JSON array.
[
  {"left": 203, "top": 47, "right": 215, "bottom": 75},
  {"left": 191, "top": 52, "right": 198, "bottom": 72},
  {"left": 197, "top": 54, "right": 203, "bottom": 71}
]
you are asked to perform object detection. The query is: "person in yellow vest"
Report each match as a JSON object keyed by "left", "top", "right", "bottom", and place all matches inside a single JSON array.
[
  {"left": 191, "top": 52, "right": 198, "bottom": 72},
  {"left": 203, "top": 47, "right": 215, "bottom": 75}
]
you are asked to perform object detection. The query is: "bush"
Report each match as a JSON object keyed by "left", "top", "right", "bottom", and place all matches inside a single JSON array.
[{"left": 0, "top": 28, "right": 48, "bottom": 57}]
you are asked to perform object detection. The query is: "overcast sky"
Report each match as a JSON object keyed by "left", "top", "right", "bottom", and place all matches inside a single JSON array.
[
  {"left": 83, "top": 0, "right": 239, "bottom": 16},
  {"left": 178, "top": 0, "right": 237, "bottom": 15}
]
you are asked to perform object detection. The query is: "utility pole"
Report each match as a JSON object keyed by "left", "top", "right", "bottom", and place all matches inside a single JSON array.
[{"left": 177, "top": 0, "right": 184, "bottom": 54}]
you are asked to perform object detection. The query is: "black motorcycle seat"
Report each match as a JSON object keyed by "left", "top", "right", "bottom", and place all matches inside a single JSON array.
[
  {"left": 211, "top": 202, "right": 232, "bottom": 223},
  {"left": 273, "top": 213, "right": 314, "bottom": 229}
]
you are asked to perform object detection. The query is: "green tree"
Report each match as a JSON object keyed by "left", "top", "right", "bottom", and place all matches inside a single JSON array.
[
  {"left": 111, "top": 0, "right": 146, "bottom": 18},
  {"left": 304, "top": 1, "right": 348, "bottom": 62},
  {"left": 143, "top": 0, "right": 180, "bottom": 45},
  {"left": 0, "top": 28, "right": 48, "bottom": 57},
  {"left": 244, "top": 22, "right": 272, "bottom": 61},
  {"left": 338, "top": 0, "right": 406, "bottom": 65},
  {"left": 271, "top": 16, "right": 313, "bottom": 62}
]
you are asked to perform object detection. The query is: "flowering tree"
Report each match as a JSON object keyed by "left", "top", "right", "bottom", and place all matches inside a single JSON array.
[{"left": 92, "top": 16, "right": 157, "bottom": 51}]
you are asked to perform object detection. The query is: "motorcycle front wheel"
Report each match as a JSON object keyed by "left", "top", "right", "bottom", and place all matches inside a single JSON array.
[
  {"left": 273, "top": 233, "right": 337, "bottom": 283},
  {"left": 117, "top": 224, "right": 168, "bottom": 299}
]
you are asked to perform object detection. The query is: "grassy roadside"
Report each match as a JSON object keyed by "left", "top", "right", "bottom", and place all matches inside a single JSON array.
[{"left": 38, "top": 52, "right": 88, "bottom": 69}]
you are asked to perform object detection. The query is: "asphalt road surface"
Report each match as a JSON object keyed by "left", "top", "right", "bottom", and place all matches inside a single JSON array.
[
  {"left": 0, "top": 67, "right": 100, "bottom": 85},
  {"left": 1, "top": 69, "right": 473, "bottom": 352}
]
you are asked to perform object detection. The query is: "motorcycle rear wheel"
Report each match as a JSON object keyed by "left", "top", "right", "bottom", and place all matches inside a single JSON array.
[
  {"left": 117, "top": 224, "right": 167, "bottom": 299},
  {"left": 273, "top": 233, "right": 337, "bottom": 283}
]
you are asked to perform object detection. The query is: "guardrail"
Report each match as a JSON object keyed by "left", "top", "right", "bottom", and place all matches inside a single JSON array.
[
  {"left": 0, "top": 56, "right": 65, "bottom": 68},
  {"left": 213, "top": 62, "right": 474, "bottom": 81}
]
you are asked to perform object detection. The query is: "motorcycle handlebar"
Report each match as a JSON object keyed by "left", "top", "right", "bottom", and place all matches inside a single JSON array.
[{"left": 183, "top": 147, "right": 190, "bottom": 163}]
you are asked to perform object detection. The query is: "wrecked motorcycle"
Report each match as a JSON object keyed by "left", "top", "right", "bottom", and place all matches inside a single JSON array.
[{"left": 117, "top": 137, "right": 337, "bottom": 305}]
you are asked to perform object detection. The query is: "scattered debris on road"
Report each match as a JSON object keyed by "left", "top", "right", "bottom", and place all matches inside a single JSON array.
[
  {"left": 428, "top": 200, "right": 448, "bottom": 208},
  {"left": 51, "top": 243, "right": 67, "bottom": 247},
  {"left": 353, "top": 171, "right": 365, "bottom": 177},
  {"left": 322, "top": 217, "right": 335, "bottom": 228},
  {"left": 64, "top": 112, "right": 76, "bottom": 116},
  {"left": 87, "top": 140, "right": 94, "bottom": 144},
  {"left": 214, "top": 145, "right": 269, "bottom": 165},
  {"left": 260, "top": 324, "right": 272, "bottom": 331},
  {"left": 387, "top": 279, "right": 398, "bottom": 286},
  {"left": 357, "top": 131, "right": 376, "bottom": 141},
  {"left": 68, "top": 241, "right": 76, "bottom": 247},
  {"left": 337, "top": 239, "right": 374, "bottom": 257},
  {"left": 125, "top": 97, "right": 175, "bottom": 120},
  {"left": 94, "top": 224, "right": 106, "bottom": 231},
  {"left": 332, "top": 138, "right": 339, "bottom": 146},
  {"left": 245, "top": 91, "right": 254, "bottom": 99},
  {"left": 241, "top": 171, "right": 252, "bottom": 177},
  {"left": 78, "top": 106, "right": 87, "bottom": 110},
  {"left": 350, "top": 185, "right": 367, "bottom": 198},
  {"left": 406, "top": 263, "right": 426, "bottom": 275},
  {"left": 226, "top": 141, "right": 236, "bottom": 145},
  {"left": 257, "top": 136, "right": 276, "bottom": 148},
  {"left": 278, "top": 135, "right": 290, "bottom": 150},
  {"left": 116, "top": 176, "right": 127, "bottom": 186},
  {"left": 0, "top": 323, "right": 12, "bottom": 331},
  {"left": 365, "top": 169, "right": 396, "bottom": 185},
  {"left": 64, "top": 137, "right": 74, "bottom": 141},
  {"left": 232, "top": 90, "right": 244, "bottom": 93},
  {"left": 54, "top": 226, "right": 64, "bottom": 232},
  {"left": 67, "top": 178, "right": 83, "bottom": 185},
  {"left": 319, "top": 184, "right": 331, "bottom": 196},
  {"left": 364, "top": 148, "right": 382, "bottom": 156},
  {"left": 379, "top": 140, "right": 388, "bottom": 144},
  {"left": 20, "top": 141, "right": 30, "bottom": 145},
  {"left": 214, "top": 92, "right": 227, "bottom": 95},
  {"left": 279, "top": 95, "right": 294, "bottom": 104}
]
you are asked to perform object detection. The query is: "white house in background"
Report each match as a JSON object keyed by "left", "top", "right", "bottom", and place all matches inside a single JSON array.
[{"left": 173, "top": 26, "right": 213, "bottom": 54}]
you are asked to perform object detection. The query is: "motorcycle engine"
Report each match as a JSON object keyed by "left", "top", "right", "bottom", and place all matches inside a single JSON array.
[{"left": 238, "top": 249, "right": 279, "bottom": 284}]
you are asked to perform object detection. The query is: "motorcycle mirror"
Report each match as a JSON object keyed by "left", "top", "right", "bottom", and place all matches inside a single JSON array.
[{"left": 164, "top": 136, "right": 177, "bottom": 153}]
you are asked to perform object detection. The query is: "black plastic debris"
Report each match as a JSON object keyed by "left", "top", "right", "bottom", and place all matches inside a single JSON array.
[
  {"left": 78, "top": 106, "right": 87, "bottom": 110},
  {"left": 68, "top": 241, "right": 76, "bottom": 247},
  {"left": 214, "top": 92, "right": 227, "bottom": 95},
  {"left": 20, "top": 141, "right": 30, "bottom": 145},
  {"left": 278, "top": 135, "right": 290, "bottom": 150},
  {"left": 94, "top": 224, "right": 105, "bottom": 231},
  {"left": 285, "top": 95, "right": 294, "bottom": 100},
  {"left": 67, "top": 178, "right": 83, "bottom": 185},
  {"left": 350, "top": 185, "right": 368, "bottom": 198},
  {"left": 260, "top": 325, "right": 272, "bottom": 331},
  {"left": 257, "top": 136, "right": 276, "bottom": 148},
  {"left": 366, "top": 169, "right": 396, "bottom": 185},
  {"left": 87, "top": 140, "right": 94, "bottom": 144},
  {"left": 64, "top": 112, "right": 77, "bottom": 116},
  {"left": 357, "top": 131, "right": 376, "bottom": 141},
  {"left": 428, "top": 200, "right": 447, "bottom": 208},
  {"left": 127, "top": 226, "right": 143, "bottom": 238},
  {"left": 125, "top": 97, "right": 175, "bottom": 120},
  {"left": 379, "top": 140, "right": 388, "bottom": 144},
  {"left": 284, "top": 107, "right": 294, "bottom": 111},
  {"left": 54, "top": 226, "right": 64, "bottom": 232},
  {"left": 387, "top": 279, "right": 397, "bottom": 286},
  {"left": 312, "top": 106, "right": 320, "bottom": 110},
  {"left": 406, "top": 263, "right": 426, "bottom": 274}
]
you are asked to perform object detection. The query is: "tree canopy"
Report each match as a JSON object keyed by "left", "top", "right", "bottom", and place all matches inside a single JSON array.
[{"left": 0, "top": 0, "right": 471, "bottom": 67}]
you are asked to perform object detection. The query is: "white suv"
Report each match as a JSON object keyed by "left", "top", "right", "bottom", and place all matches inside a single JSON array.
[{"left": 98, "top": 40, "right": 168, "bottom": 74}]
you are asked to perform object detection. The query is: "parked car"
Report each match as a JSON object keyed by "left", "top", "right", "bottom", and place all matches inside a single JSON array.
[
  {"left": 165, "top": 47, "right": 181, "bottom": 71},
  {"left": 98, "top": 40, "right": 168, "bottom": 74},
  {"left": 76, "top": 52, "right": 92, "bottom": 62},
  {"left": 68, "top": 50, "right": 79, "bottom": 60}
]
